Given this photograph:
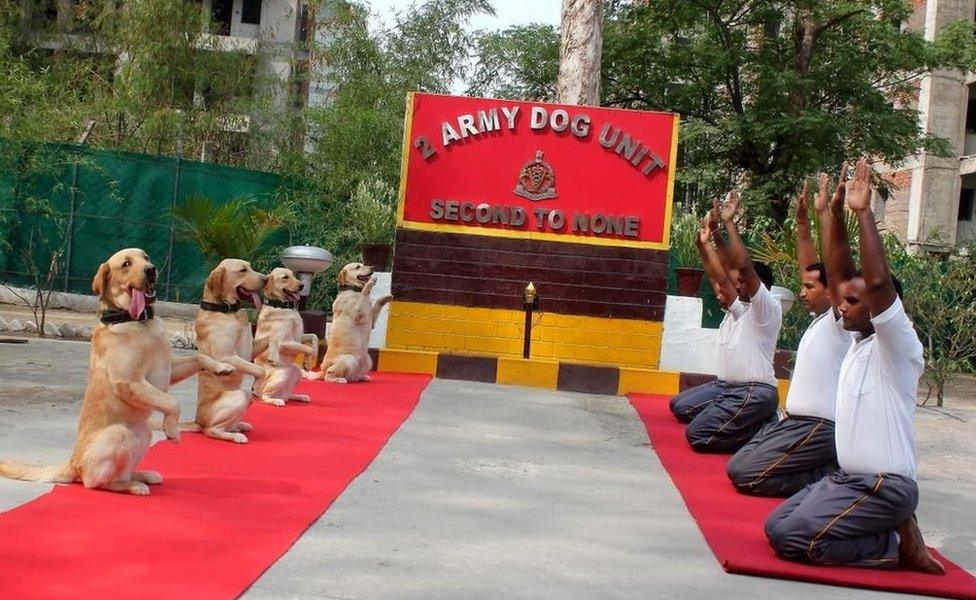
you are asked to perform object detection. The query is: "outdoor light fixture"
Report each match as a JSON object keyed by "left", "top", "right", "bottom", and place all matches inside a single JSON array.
[
  {"left": 770, "top": 285, "right": 796, "bottom": 315},
  {"left": 281, "top": 245, "right": 333, "bottom": 311},
  {"left": 523, "top": 282, "right": 538, "bottom": 359}
]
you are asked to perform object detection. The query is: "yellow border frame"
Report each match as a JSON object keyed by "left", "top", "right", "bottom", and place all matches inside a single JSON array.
[{"left": 396, "top": 92, "right": 681, "bottom": 251}]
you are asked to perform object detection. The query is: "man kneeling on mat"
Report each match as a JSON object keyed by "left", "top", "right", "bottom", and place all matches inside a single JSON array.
[
  {"left": 765, "top": 160, "right": 943, "bottom": 574},
  {"left": 669, "top": 192, "right": 781, "bottom": 453},
  {"left": 727, "top": 178, "right": 851, "bottom": 496}
]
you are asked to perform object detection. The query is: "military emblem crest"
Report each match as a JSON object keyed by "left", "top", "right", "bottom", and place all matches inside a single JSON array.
[{"left": 514, "top": 150, "right": 557, "bottom": 201}]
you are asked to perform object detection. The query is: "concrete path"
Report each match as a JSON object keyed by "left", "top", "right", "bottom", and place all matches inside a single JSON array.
[{"left": 1, "top": 339, "right": 973, "bottom": 599}]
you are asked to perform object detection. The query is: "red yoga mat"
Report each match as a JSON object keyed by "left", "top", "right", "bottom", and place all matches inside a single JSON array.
[
  {"left": 0, "top": 372, "right": 430, "bottom": 600},
  {"left": 629, "top": 393, "right": 976, "bottom": 600}
]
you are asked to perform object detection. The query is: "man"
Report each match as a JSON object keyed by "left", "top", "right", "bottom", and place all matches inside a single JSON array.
[
  {"left": 765, "top": 160, "right": 944, "bottom": 574},
  {"left": 669, "top": 192, "right": 782, "bottom": 453},
  {"left": 726, "top": 179, "right": 851, "bottom": 496}
]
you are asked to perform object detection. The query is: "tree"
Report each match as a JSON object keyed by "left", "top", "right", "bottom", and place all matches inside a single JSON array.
[
  {"left": 282, "top": 0, "right": 492, "bottom": 308},
  {"left": 600, "top": 0, "right": 976, "bottom": 221},
  {"left": 887, "top": 239, "right": 976, "bottom": 407},
  {"left": 557, "top": 0, "right": 604, "bottom": 105},
  {"left": 1, "top": 0, "right": 286, "bottom": 170},
  {"left": 472, "top": 1, "right": 976, "bottom": 221},
  {"left": 466, "top": 24, "right": 560, "bottom": 101}
]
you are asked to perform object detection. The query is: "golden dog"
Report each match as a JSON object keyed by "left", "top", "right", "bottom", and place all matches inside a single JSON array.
[
  {"left": 187, "top": 258, "right": 267, "bottom": 443},
  {"left": 311, "top": 263, "right": 391, "bottom": 383},
  {"left": 252, "top": 267, "right": 317, "bottom": 406},
  {"left": 0, "top": 249, "right": 234, "bottom": 495}
]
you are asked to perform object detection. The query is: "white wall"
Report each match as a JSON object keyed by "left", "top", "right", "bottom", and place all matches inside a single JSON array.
[{"left": 658, "top": 295, "right": 719, "bottom": 375}]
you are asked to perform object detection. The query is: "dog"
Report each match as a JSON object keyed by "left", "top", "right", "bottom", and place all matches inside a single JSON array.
[
  {"left": 188, "top": 258, "right": 267, "bottom": 443},
  {"left": 252, "top": 267, "right": 317, "bottom": 406},
  {"left": 311, "top": 263, "right": 391, "bottom": 383},
  {"left": 0, "top": 249, "right": 235, "bottom": 495}
]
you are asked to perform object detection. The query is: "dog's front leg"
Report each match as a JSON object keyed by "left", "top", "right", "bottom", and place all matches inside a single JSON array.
[
  {"left": 170, "top": 354, "right": 235, "bottom": 385},
  {"left": 112, "top": 379, "right": 181, "bottom": 443},
  {"left": 280, "top": 341, "right": 317, "bottom": 356},
  {"left": 267, "top": 338, "right": 282, "bottom": 367},
  {"left": 220, "top": 355, "right": 267, "bottom": 379}
]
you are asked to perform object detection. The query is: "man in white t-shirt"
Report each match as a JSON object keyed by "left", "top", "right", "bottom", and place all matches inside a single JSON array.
[
  {"left": 727, "top": 179, "right": 851, "bottom": 496},
  {"left": 765, "top": 160, "right": 943, "bottom": 574},
  {"left": 669, "top": 193, "right": 782, "bottom": 453}
]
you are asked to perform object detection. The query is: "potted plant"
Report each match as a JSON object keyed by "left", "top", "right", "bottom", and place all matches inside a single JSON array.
[
  {"left": 347, "top": 178, "right": 397, "bottom": 270},
  {"left": 671, "top": 212, "right": 705, "bottom": 296},
  {"left": 172, "top": 194, "right": 287, "bottom": 270}
]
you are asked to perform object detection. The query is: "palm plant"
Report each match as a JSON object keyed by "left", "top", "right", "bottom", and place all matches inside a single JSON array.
[{"left": 172, "top": 195, "right": 287, "bottom": 267}]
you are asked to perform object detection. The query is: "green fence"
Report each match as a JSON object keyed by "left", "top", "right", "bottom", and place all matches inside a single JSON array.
[{"left": 0, "top": 143, "right": 282, "bottom": 303}]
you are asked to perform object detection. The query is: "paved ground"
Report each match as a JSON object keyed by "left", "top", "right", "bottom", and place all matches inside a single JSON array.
[{"left": 1, "top": 339, "right": 973, "bottom": 599}]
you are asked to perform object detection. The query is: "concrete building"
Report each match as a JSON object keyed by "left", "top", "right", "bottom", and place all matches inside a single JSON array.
[{"left": 880, "top": 0, "right": 976, "bottom": 249}]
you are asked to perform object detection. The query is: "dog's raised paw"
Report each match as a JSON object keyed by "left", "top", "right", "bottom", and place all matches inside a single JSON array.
[{"left": 215, "top": 363, "right": 236, "bottom": 376}]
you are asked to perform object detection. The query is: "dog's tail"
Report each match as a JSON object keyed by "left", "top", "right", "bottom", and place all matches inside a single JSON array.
[
  {"left": 372, "top": 295, "right": 393, "bottom": 327},
  {"left": 0, "top": 459, "right": 75, "bottom": 483}
]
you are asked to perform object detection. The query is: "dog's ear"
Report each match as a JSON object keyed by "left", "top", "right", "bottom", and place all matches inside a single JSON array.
[
  {"left": 206, "top": 265, "right": 226, "bottom": 301},
  {"left": 336, "top": 266, "right": 348, "bottom": 287},
  {"left": 91, "top": 263, "right": 111, "bottom": 298}
]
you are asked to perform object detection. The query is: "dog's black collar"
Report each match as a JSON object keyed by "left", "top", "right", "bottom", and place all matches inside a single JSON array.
[
  {"left": 200, "top": 301, "right": 243, "bottom": 313},
  {"left": 262, "top": 297, "right": 297, "bottom": 309},
  {"left": 337, "top": 284, "right": 364, "bottom": 293},
  {"left": 100, "top": 306, "right": 154, "bottom": 324}
]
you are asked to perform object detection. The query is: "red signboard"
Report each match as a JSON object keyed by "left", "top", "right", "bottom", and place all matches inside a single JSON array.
[{"left": 397, "top": 93, "right": 679, "bottom": 249}]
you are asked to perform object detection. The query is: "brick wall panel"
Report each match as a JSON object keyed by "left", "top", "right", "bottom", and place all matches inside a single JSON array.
[{"left": 393, "top": 229, "right": 668, "bottom": 321}]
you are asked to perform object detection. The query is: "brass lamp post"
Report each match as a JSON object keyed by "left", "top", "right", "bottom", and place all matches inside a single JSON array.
[{"left": 523, "top": 282, "right": 538, "bottom": 359}]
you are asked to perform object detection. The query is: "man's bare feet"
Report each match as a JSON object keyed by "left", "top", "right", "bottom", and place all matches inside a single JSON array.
[{"left": 898, "top": 517, "right": 945, "bottom": 575}]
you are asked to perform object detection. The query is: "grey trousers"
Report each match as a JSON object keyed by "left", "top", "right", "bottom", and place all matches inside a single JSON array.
[
  {"left": 726, "top": 416, "right": 838, "bottom": 497},
  {"left": 670, "top": 380, "right": 779, "bottom": 453},
  {"left": 765, "top": 470, "right": 917, "bottom": 568},
  {"left": 669, "top": 380, "right": 727, "bottom": 423}
]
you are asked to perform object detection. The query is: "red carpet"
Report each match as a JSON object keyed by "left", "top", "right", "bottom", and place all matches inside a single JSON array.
[
  {"left": 629, "top": 393, "right": 976, "bottom": 599},
  {"left": 0, "top": 373, "right": 430, "bottom": 600}
]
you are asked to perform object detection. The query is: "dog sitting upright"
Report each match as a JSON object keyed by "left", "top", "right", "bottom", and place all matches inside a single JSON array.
[
  {"left": 0, "top": 249, "right": 234, "bottom": 495},
  {"left": 312, "top": 262, "right": 391, "bottom": 383},
  {"left": 189, "top": 258, "right": 267, "bottom": 443},
  {"left": 252, "top": 267, "right": 317, "bottom": 406}
]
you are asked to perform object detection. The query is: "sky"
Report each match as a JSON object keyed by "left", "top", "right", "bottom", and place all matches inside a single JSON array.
[{"left": 363, "top": 0, "right": 561, "bottom": 33}]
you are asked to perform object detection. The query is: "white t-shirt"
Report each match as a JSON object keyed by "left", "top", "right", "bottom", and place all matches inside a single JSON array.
[
  {"left": 834, "top": 298, "right": 923, "bottom": 479},
  {"left": 716, "top": 284, "right": 782, "bottom": 386},
  {"left": 785, "top": 310, "right": 853, "bottom": 420}
]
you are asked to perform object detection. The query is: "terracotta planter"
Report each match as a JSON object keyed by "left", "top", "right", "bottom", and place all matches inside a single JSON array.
[
  {"left": 361, "top": 243, "right": 392, "bottom": 271},
  {"left": 675, "top": 267, "right": 705, "bottom": 297}
]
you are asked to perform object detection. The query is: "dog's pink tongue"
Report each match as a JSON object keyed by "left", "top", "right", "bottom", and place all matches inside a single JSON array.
[
  {"left": 249, "top": 291, "right": 262, "bottom": 312},
  {"left": 129, "top": 289, "right": 146, "bottom": 320}
]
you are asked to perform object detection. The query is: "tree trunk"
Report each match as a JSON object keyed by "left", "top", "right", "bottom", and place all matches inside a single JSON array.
[{"left": 556, "top": 0, "right": 604, "bottom": 106}]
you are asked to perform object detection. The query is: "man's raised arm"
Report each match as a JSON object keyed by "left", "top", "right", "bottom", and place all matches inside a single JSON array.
[
  {"left": 796, "top": 180, "right": 818, "bottom": 271},
  {"left": 846, "top": 158, "right": 897, "bottom": 315},
  {"left": 719, "top": 191, "right": 760, "bottom": 297},
  {"left": 696, "top": 213, "right": 736, "bottom": 308},
  {"left": 821, "top": 165, "right": 856, "bottom": 313}
]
